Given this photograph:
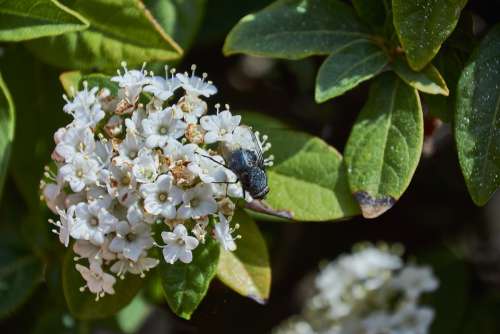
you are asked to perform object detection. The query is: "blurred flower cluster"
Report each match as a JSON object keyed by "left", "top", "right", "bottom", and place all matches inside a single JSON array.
[
  {"left": 40, "top": 63, "right": 272, "bottom": 301},
  {"left": 274, "top": 244, "right": 439, "bottom": 334}
]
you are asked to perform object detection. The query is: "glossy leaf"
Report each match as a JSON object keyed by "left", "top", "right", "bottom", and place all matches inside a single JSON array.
[
  {"left": 392, "top": 55, "right": 449, "bottom": 96},
  {"left": 159, "top": 237, "right": 220, "bottom": 319},
  {"left": 62, "top": 250, "right": 144, "bottom": 319},
  {"left": 0, "top": 0, "right": 88, "bottom": 42},
  {"left": 217, "top": 209, "right": 271, "bottom": 303},
  {"left": 0, "top": 72, "right": 15, "bottom": 200},
  {"left": 144, "top": 0, "right": 206, "bottom": 50},
  {"left": 344, "top": 73, "right": 423, "bottom": 218},
  {"left": 392, "top": 0, "right": 467, "bottom": 70},
  {"left": 0, "top": 251, "right": 43, "bottom": 319},
  {"left": 26, "top": 0, "right": 182, "bottom": 71},
  {"left": 224, "top": 0, "right": 371, "bottom": 59},
  {"left": 254, "top": 128, "right": 360, "bottom": 222},
  {"left": 316, "top": 40, "right": 388, "bottom": 102},
  {"left": 455, "top": 25, "right": 500, "bottom": 206}
]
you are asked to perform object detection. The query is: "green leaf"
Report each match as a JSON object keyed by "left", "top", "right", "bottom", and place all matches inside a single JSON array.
[
  {"left": 391, "top": 55, "right": 449, "bottom": 96},
  {"left": 217, "top": 209, "right": 270, "bottom": 303},
  {"left": 455, "top": 25, "right": 500, "bottom": 206},
  {"left": 117, "top": 294, "right": 152, "bottom": 334},
  {"left": 254, "top": 128, "right": 360, "bottom": 222},
  {"left": 0, "top": 0, "right": 88, "bottom": 42},
  {"left": 392, "top": 0, "right": 467, "bottom": 70},
  {"left": 0, "top": 72, "right": 15, "bottom": 201},
  {"left": 344, "top": 73, "right": 423, "bottom": 218},
  {"left": 315, "top": 40, "right": 388, "bottom": 102},
  {"left": 143, "top": 0, "right": 206, "bottom": 50},
  {"left": 79, "top": 73, "right": 118, "bottom": 95},
  {"left": 0, "top": 247, "right": 43, "bottom": 318},
  {"left": 59, "top": 71, "right": 83, "bottom": 98},
  {"left": 62, "top": 250, "right": 144, "bottom": 319},
  {"left": 159, "top": 237, "right": 220, "bottom": 319},
  {"left": 26, "top": 0, "right": 182, "bottom": 71},
  {"left": 223, "top": 0, "right": 371, "bottom": 59},
  {"left": 352, "top": 0, "right": 387, "bottom": 29},
  {"left": 424, "top": 47, "right": 465, "bottom": 122}
]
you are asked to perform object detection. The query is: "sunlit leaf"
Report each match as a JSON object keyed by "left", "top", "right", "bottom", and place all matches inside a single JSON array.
[
  {"left": 224, "top": 0, "right": 371, "bottom": 59},
  {"left": 455, "top": 24, "right": 500, "bottom": 206},
  {"left": 392, "top": 0, "right": 467, "bottom": 70},
  {"left": 0, "top": 0, "right": 88, "bottom": 42},
  {"left": 26, "top": 0, "right": 182, "bottom": 71},
  {"left": 0, "top": 72, "right": 15, "bottom": 201},
  {"left": 345, "top": 73, "right": 423, "bottom": 218},
  {"left": 217, "top": 209, "right": 270, "bottom": 303}
]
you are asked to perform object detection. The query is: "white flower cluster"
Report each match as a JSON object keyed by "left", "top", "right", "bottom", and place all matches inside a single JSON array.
[
  {"left": 274, "top": 244, "right": 439, "bottom": 334},
  {"left": 41, "top": 63, "right": 272, "bottom": 301}
]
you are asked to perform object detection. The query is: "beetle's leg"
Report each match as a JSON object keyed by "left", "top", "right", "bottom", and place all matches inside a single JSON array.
[
  {"left": 212, "top": 180, "right": 240, "bottom": 197},
  {"left": 196, "top": 153, "right": 228, "bottom": 168}
]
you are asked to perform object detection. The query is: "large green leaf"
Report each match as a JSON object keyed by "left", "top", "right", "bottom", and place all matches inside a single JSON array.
[
  {"left": 260, "top": 129, "right": 360, "bottom": 222},
  {"left": 223, "top": 0, "right": 371, "bottom": 59},
  {"left": 26, "top": 0, "right": 182, "bottom": 71},
  {"left": 0, "top": 250, "right": 43, "bottom": 319},
  {"left": 62, "top": 250, "right": 144, "bottom": 319},
  {"left": 143, "top": 0, "right": 206, "bottom": 50},
  {"left": 0, "top": 0, "right": 88, "bottom": 42},
  {"left": 352, "top": 0, "right": 387, "bottom": 30},
  {"left": 159, "top": 237, "right": 220, "bottom": 319},
  {"left": 344, "top": 73, "right": 423, "bottom": 218},
  {"left": 0, "top": 72, "right": 14, "bottom": 201},
  {"left": 217, "top": 209, "right": 270, "bottom": 303},
  {"left": 315, "top": 40, "right": 388, "bottom": 102},
  {"left": 391, "top": 55, "right": 449, "bottom": 96},
  {"left": 455, "top": 25, "right": 500, "bottom": 206},
  {"left": 392, "top": 0, "right": 467, "bottom": 70}
]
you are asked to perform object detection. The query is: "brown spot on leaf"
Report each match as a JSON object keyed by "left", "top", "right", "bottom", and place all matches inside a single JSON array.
[
  {"left": 354, "top": 191, "right": 396, "bottom": 219},
  {"left": 245, "top": 200, "right": 293, "bottom": 220}
]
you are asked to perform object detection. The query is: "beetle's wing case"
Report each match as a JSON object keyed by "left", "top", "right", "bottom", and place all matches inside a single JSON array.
[{"left": 220, "top": 125, "right": 263, "bottom": 163}]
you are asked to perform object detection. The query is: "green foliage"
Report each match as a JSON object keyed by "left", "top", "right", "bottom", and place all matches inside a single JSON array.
[
  {"left": 352, "top": 0, "right": 388, "bottom": 30},
  {"left": 392, "top": 0, "right": 468, "bottom": 71},
  {"left": 0, "top": 0, "right": 88, "bottom": 42},
  {"left": 344, "top": 73, "right": 422, "bottom": 218},
  {"left": 391, "top": 55, "right": 449, "bottom": 96},
  {"left": 455, "top": 24, "right": 500, "bottom": 206},
  {"left": 26, "top": 0, "right": 182, "bottom": 71},
  {"left": 315, "top": 41, "right": 388, "bottom": 102},
  {"left": 224, "top": 0, "right": 371, "bottom": 59},
  {"left": 62, "top": 250, "right": 144, "bottom": 319},
  {"left": 0, "top": 72, "right": 15, "bottom": 200},
  {"left": 217, "top": 209, "right": 271, "bottom": 303},
  {"left": 159, "top": 237, "right": 220, "bottom": 319}
]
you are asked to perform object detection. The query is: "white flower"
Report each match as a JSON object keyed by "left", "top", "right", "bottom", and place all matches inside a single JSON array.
[
  {"left": 111, "top": 62, "right": 148, "bottom": 102},
  {"left": 111, "top": 252, "right": 159, "bottom": 278},
  {"left": 76, "top": 262, "right": 116, "bottom": 300},
  {"left": 161, "top": 224, "right": 199, "bottom": 264},
  {"left": 73, "top": 239, "right": 116, "bottom": 262},
  {"left": 104, "top": 164, "right": 137, "bottom": 204},
  {"left": 140, "top": 174, "right": 182, "bottom": 219},
  {"left": 132, "top": 149, "right": 159, "bottom": 183},
  {"left": 42, "top": 181, "right": 65, "bottom": 214},
  {"left": 143, "top": 69, "right": 181, "bottom": 101},
  {"left": 392, "top": 265, "right": 439, "bottom": 299},
  {"left": 187, "top": 151, "right": 227, "bottom": 183},
  {"left": 214, "top": 213, "right": 237, "bottom": 251},
  {"left": 50, "top": 206, "right": 75, "bottom": 247},
  {"left": 55, "top": 126, "right": 95, "bottom": 162},
  {"left": 177, "top": 184, "right": 217, "bottom": 219},
  {"left": 113, "top": 132, "right": 143, "bottom": 166},
  {"left": 109, "top": 221, "right": 153, "bottom": 262},
  {"left": 63, "top": 82, "right": 105, "bottom": 127},
  {"left": 71, "top": 202, "right": 118, "bottom": 245},
  {"left": 86, "top": 185, "right": 113, "bottom": 210},
  {"left": 163, "top": 139, "right": 197, "bottom": 163},
  {"left": 94, "top": 139, "right": 113, "bottom": 168},
  {"left": 124, "top": 107, "right": 147, "bottom": 135},
  {"left": 200, "top": 109, "right": 241, "bottom": 144},
  {"left": 177, "top": 94, "right": 208, "bottom": 123},
  {"left": 176, "top": 65, "right": 217, "bottom": 97},
  {"left": 388, "top": 304, "right": 435, "bottom": 334},
  {"left": 59, "top": 154, "right": 100, "bottom": 192},
  {"left": 142, "top": 108, "right": 187, "bottom": 148}
]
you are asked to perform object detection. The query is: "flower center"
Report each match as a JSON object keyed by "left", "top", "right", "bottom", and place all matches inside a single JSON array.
[
  {"left": 128, "top": 150, "right": 137, "bottom": 159},
  {"left": 158, "top": 192, "right": 168, "bottom": 202},
  {"left": 76, "top": 169, "right": 84, "bottom": 178},
  {"left": 159, "top": 126, "right": 168, "bottom": 135},
  {"left": 125, "top": 233, "right": 136, "bottom": 242},
  {"left": 89, "top": 217, "right": 99, "bottom": 227},
  {"left": 121, "top": 175, "right": 131, "bottom": 186},
  {"left": 191, "top": 197, "right": 200, "bottom": 208},
  {"left": 176, "top": 238, "right": 185, "bottom": 246}
]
